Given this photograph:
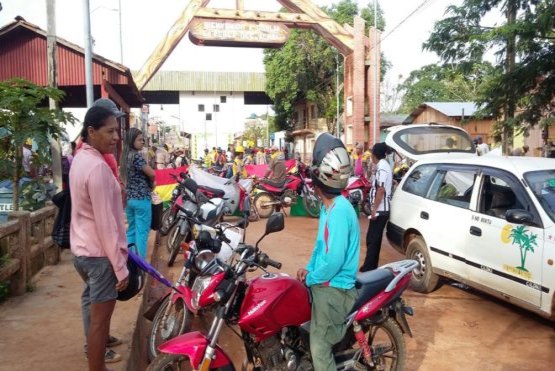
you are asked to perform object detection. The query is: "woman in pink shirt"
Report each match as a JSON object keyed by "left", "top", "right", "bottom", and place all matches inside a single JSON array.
[{"left": 70, "top": 106, "right": 129, "bottom": 371}]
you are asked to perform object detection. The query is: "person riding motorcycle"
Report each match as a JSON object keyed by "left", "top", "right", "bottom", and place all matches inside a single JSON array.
[
  {"left": 297, "top": 133, "right": 360, "bottom": 371},
  {"left": 232, "top": 145, "right": 248, "bottom": 179},
  {"left": 260, "top": 145, "right": 287, "bottom": 187}
]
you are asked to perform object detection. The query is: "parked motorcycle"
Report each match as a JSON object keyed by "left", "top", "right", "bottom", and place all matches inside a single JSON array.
[
  {"left": 254, "top": 161, "right": 320, "bottom": 219},
  {"left": 148, "top": 212, "right": 418, "bottom": 371},
  {"left": 166, "top": 175, "right": 228, "bottom": 266},
  {"left": 147, "top": 214, "right": 246, "bottom": 361},
  {"left": 342, "top": 175, "right": 372, "bottom": 215}
]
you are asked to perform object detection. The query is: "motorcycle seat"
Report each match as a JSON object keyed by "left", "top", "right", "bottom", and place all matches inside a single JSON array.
[
  {"left": 349, "top": 269, "right": 395, "bottom": 314},
  {"left": 198, "top": 185, "right": 225, "bottom": 198}
]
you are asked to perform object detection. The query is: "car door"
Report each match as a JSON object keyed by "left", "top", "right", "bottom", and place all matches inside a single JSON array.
[
  {"left": 421, "top": 165, "right": 479, "bottom": 281},
  {"left": 464, "top": 168, "right": 544, "bottom": 307}
]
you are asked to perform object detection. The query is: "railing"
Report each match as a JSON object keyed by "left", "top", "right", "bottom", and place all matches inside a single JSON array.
[{"left": 0, "top": 204, "right": 59, "bottom": 296}]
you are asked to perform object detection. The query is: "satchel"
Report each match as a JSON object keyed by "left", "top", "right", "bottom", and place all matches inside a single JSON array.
[{"left": 51, "top": 189, "right": 71, "bottom": 249}]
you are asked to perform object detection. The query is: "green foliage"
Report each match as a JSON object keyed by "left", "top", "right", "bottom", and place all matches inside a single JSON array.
[
  {"left": 242, "top": 124, "right": 266, "bottom": 146},
  {"left": 264, "top": 0, "right": 387, "bottom": 130},
  {"left": 423, "top": 0, "right": 555, "bottom": 142},
  {"left": 0, "top": 253, "right": 10, "bottom": 268},
  {"left": 398, "top": 62, "right": 496, "bottom": 113},
  {"left": 0, "top": 78, "right": 76, "bottom": 210}
]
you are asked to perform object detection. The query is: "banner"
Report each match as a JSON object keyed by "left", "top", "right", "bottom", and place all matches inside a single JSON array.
[{"left": 154, "top": 166, "right": 188, "bottom": 201}]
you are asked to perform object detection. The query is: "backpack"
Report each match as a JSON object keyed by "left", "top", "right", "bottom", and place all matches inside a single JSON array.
[{"left": 51, "top": 189, "right": 71, "bottom": 249}]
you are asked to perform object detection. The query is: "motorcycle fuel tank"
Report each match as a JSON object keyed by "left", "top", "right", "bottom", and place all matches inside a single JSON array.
[{"left": 239, "top": 273, "right": 311, "bottom": 341}]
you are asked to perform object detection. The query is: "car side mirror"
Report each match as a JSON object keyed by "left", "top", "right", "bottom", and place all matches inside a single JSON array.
[
  {"left": 505, "top": 209, "right": 534, "bottom": 225},
  {"left": 265, "top": 212, "right": 285, "bottom": 235}
]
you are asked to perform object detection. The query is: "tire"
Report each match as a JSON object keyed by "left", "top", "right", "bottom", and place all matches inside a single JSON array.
[
  {"left": 147, "top": 354, "right": 192, "bottom": 371},
  {"left": 362, "top": 198, "right": 372, "bottom": 216},
  {"left": 147, "top": 296, "right": 193, "bottom": 361},
  {"left": 159, "top": 208, "right": 176, "bottom": 236},
  {"left": 406, "top": 235, "right": 439, "bottom": 293},
  {"left": 166, "top": 224, "right": 179, "bottom": 253},
  {"left": 253, "top": 192, "right": 275, "bottom": 219},
  {"left": 168, "top": 223, "right": 188, "bottom": 267},
  {"left": 361, "top": 317, "right": 406, "bottom": 371},
  {"left": 247, "top": 198, "right": 260, "bottom": 222},
  {"left": 302, "top": 187, "right": 321, "bottom": 218}
]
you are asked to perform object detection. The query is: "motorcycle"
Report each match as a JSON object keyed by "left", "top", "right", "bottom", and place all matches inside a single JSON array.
[
  {"left": 159, "top": 172, "right": 227, "bottom": 236},
  {"left": 147, "top": 213, "right": 246, "bottom": 361},
  {"left": 253, "top": 161, "right": 321, "bottom": 219},
  {"left": 166, "top": 175, "right": 229, "bottom": 266},
  {"left": 148, "top": 213, "right": 418, "bottom": 371},
  {"left": 342, "top": 175, "right": 372, "bottom": 215}
]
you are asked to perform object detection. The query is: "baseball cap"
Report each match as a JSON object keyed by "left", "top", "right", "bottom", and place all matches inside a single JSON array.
[{"left": 93, "top": 98, "right": 125, "bottom": 118}]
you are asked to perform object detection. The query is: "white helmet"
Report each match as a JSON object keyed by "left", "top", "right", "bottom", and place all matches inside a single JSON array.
[{"left": 310, "top": 133, "right": 351, "bottom": 194}]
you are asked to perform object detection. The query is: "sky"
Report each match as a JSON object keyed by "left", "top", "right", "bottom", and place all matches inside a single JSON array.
[{"left": 0, "top": 0, "right": 465, "bottom": 83}]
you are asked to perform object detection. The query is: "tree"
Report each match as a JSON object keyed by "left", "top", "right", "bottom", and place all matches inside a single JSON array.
[
  {"left": 397, "top": 62, "right": 495, "bottom": 113},
  {"left": 424, "top": 0, "right": 555, "bottom": 152},
  {"left": 242, "top": 122, "right": 267, "bottom": 147},
  {"left": 0, "top": 79, "right": 76, "bottom": 211},
  {"left": 264, "top": 0, "right": 387, "bottom": 131}
]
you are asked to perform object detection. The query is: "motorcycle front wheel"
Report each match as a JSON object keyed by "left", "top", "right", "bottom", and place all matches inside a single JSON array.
[
  {"left": 147, "top": 354, "right": 191, "bottom": 370},
  {"left": 147, "top": 296, "right": 193, "bottom": 361},
  {"left": 253, "top": 192, "right": 275, "bottom": 219},
  {"left": 302, "top": 187, "right": 321, "bottom": 218},
  {"left": 159, "top": 208, "right": 176, "bottom": 236},
  {"left": 355, "top": 317, "right": 406, "bottom": 371}
]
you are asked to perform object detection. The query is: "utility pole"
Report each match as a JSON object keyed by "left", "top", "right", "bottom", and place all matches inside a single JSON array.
[
  {"left": 336, "top": 53, "right": 340, "bottom": 138},
  {"left": 372, "top": 0, "right": 379, "bottom": 146},
  {"left": 83, "top": 0, "right": 94, "bottom": 107},
  {"left": 118, "top": 0, "right": 123, "bottom": 63},
  {"left": 503, "top": 0, "right": 517, "bottom": 155},
  {"left": 47, "top": 0, "right": 62, "bottom": 189}
]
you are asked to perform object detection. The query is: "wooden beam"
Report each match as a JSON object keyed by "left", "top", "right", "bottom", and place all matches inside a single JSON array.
[
  {"left": 278, "top": 0, "right": 355, "bottom": 54},
  {"left": 103, "top": 80, "right": 130, "bottom": 112},
  {"left": 135, "top": 0, "right": 210, "bottom": 91},
  {"left": 195, "top": 8, "right": 317, "bottom": 27}
]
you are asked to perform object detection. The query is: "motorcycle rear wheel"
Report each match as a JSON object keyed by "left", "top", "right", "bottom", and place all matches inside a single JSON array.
[
  {"left": 147, "top": 296, "right": 193, "bottom": 361},
  {"left": 253, "top": 192, "right": 275, "bottom": 219},
  {"left": 357, "top": 317, "right": 406, "bottom": 371}
]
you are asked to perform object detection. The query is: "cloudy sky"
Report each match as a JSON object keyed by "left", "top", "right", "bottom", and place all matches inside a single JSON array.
[{"left": 0, "top": 0, "right": 464, "bottom": 84}]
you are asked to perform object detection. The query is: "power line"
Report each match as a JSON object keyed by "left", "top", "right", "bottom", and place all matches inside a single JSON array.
[{"left": 376, "top": 0, "right": 437, "bottom": 48}]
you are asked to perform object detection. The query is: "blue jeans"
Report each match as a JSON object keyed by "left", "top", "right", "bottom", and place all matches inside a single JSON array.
[{"left": 126, "top": 199, "right": 152, "bottom": 259}]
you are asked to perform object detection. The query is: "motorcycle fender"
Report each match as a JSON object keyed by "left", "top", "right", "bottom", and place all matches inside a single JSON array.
[
  {"left": 158, "top": 331, "right": 233, "bottom": 369},
  {"left": 175, "top": 284, "right": 197, "bottom": 313}
]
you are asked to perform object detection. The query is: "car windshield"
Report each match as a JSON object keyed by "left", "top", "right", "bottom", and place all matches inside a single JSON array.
[
  {"left": 524, "top": 170, "right": 555, "bottom": 222},
  {"left": 392, "top": 126, "right": 475, "bottom": 156}
]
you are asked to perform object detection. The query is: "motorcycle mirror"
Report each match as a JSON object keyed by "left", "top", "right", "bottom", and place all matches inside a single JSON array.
[
  {"left": 265, "top": 212, "right": 285, "bottom": 234},
  {"left": 179, "top": 172, "right": 188, "bottom": 179}
]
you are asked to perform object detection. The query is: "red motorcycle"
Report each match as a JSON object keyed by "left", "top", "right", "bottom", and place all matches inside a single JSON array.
[
  {"left": 148, "top": 213, "right": 418, "bottom": 371},
  {"left": 342, "top": 175, "right": 372, "bottom": 215},
  {"left": 253, "top": 161, "right": 321, "bottom": 219}
]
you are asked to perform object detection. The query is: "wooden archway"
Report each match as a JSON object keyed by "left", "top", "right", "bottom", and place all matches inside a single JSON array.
[{"left": 135, "top": 0, "right": 380, "bottom": 147}]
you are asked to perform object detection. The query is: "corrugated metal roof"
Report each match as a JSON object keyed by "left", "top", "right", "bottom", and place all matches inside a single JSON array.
[
  {"left": 138, "top": 71, "right": 266, "bottom": 92},
  {"left": 424, "top": 102, "right": 479, "bottom": 117}
]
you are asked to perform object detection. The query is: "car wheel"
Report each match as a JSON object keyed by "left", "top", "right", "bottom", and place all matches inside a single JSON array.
[{"left": 406, "top": 235, "right": 439, "bottom": 293}]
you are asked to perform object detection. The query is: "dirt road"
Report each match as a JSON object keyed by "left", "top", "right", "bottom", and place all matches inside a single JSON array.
[{"left": 162, "top": 215, "right": 554, "bottom": 371}]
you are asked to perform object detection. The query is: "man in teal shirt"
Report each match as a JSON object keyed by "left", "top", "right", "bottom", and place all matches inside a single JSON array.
[{"left": 297, "top": 133, "right": 359, "bottom": 371}]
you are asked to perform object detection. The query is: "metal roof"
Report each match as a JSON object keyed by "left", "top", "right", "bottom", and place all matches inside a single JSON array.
[
  {"left": 137, "top": 71, "right": 266, "bottom": 92},
  {"left": 423, "top": 102, "right": 479, "bottom": 117}
]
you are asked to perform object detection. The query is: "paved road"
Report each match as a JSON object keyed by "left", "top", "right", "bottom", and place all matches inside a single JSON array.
[{"left": 162, "top": 215, "right": 555, "bottom": 371}]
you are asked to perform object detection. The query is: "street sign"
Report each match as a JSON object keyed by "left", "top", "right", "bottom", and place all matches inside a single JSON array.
[{"left": 189, "top": 19, "right": 290, "bottom": 48}]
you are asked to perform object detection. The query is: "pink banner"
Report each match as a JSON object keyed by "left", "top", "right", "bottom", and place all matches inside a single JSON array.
[{"left": 245, "top": 159, "right": 297, "bottom": 177}]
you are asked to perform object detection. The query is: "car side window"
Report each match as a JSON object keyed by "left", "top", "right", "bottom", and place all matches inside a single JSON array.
[
  {"left": 478, "top": 174, "right": 525, "bottom": 220},
  {"left": 428, "top": 169, "right": 477, "bottom": 209},
  {"left": 402, "top": 164, "right": 437, "bottom": 197}
]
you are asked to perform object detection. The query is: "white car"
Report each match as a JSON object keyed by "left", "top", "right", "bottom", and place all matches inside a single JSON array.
[{"left": 385, "top": 124, "right": 555, "bottom": 320}]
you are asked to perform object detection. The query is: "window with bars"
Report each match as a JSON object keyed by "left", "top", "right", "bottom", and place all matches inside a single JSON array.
[
  {"left": 198, "top": 104, "right": 204, "bottom": 112},
  {"left": 206, "top": 113, "right": 212, "bottom": 121}
]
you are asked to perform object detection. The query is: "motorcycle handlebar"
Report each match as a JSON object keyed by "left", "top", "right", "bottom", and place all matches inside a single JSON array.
[{"left": 257, "top": 253, "right": 282, "bottom": 269}]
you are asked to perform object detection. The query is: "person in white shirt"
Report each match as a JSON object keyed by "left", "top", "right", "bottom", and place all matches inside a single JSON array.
[
  {"left": 360, "top": 142, "right": 393, "bottom": 272},
  {"left": 22, "top": 139, "right": 35, "bottom": 177},
  {"left": 476, "top": 136, "right": 489, "bottom": 155}
]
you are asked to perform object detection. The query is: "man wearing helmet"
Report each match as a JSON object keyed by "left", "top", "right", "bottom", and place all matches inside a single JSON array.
[
  {"left": 296, "top": 133, "right": 360, "bottom": 371},
  {"left": 360, "top": 142, "right": 393, "bottom": 272},
  {"left": 232, "top": 145, "right": 247, "bottom": 179}
]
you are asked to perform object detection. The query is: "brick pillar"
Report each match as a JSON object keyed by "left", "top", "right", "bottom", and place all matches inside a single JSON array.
[
  {"left": 367, "top": 27, "right": 381, "bottom": 146},
  {"left": 352, "top": 16, "right": 366, "bottom": 147}
]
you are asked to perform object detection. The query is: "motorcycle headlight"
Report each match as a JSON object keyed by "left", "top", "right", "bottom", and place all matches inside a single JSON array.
[
  {"left": 191, "top": 275, "right": 213, "bottom": 310},
  {"left": 195, "top": 249, "right": 215, "bottom": 271}
]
